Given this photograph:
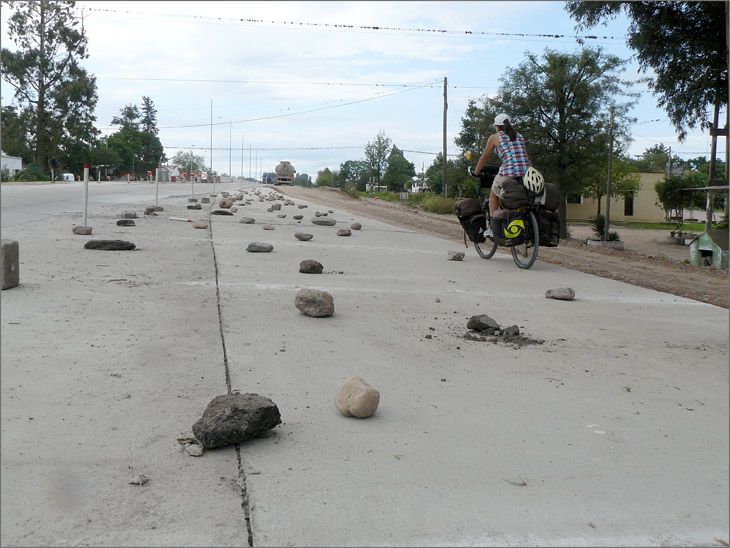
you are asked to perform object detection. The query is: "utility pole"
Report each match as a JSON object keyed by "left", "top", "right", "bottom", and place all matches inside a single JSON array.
[
  {"left": 241, "top": 135, "right": 244, "bottom": 179},
  {"left": 442, "top": 76, "right": 448, "bottom": 197},
  {"left": 249, "top": 144, "right": 252, "bottom": 179},
  {"left": 229, "top": 120, "right": 232, "bottom": 179},
  {"left": 706, "top": 101, "right": 721, "bottom": 232},
  {"left": 604, "top": 107, "right": 614, "bottom": 242},
  {"left": 210, "top": 99, "right": 214, "bottom": 194}
]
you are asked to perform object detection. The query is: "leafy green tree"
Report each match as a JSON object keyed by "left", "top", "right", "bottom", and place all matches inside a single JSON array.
[
  {"left": 581, "top": 157, "right": 641, "bottom": 216},
  {"left": 364, "top": 130, "right": 392, "bottom": 186},
  {"left": 111, "top": 104, "right": 141, "bottom": 132},
  {"left": 293, "top": 173, "right": 310, "bottom": 186},
  {"left": 170, "top": 151, "right": 206, "bottom": 173},
  {"left": 655, "top": 172, "right": 706, "bottom": 221},
  {"left": 455, "top": 99, "right": 498, "bottom": 160},
  {"left": 315, "top": 167, "right": 335, "bottom": 187},
  {"left": 339, "top": 159, "right": 370, "bottom": 190},
  {"left": 567, "top": 1, "right": 727, "bottom": 141},
  {"left": 426, "top": 154, "right": 469, "bottom": 198},
  {"left": 0, "top": 106, "right": 33, "bottom": 164},
  {"left": 631, "top": 144, "right": 670, "bottom": 173},
  {"left": 1, "top": 0, "right": 99, "bottom": 175},
  {"left": 383, "top": 146, "right": 415, "bottom": 192},
  {"left": 140, "top": 96, "right": 158, "bottom": 135},
  {"left": 458, "top": 47, "right": 636, "bottom": 233}
]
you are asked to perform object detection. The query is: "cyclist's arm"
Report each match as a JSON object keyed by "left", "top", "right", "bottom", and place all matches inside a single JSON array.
[{"left": 474, "top": 134, "right": 498, "bottom": 174}]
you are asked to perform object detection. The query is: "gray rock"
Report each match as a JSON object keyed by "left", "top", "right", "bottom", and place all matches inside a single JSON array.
[
  {"left": 153, "top": 206, "right": 164, "bottom": 212},
  {"left": 187, "top": 203, "right": 202, "bottom": 210},
  {"left": 239, "top": 217, "right": 256, "bottom": 224},
  {"left": 72, "top": 226, "right": 93, "bottom": 235},
  {"left": 272, "top": 204, "right": 281, "bottom": 211},
  {"left": 299, "top": 259, "right": 323, "bottom": 274},
  {"left": 315, "top": 211, "right": 322, "bottom": 217},
  {"left": 298, "top": 204, "right": 307, "bottom": 209},
  {"left": 545, "top": 287, "right": 576, "bottom": 301},
  {"left": 188, "top": 198, "right": 198, "bottom": 203},
  {"left": 128, "top": 474, "right": 149, "bottom": 486},
  {"left": 212, "top": 209, "right": 234, "bottom": 215},
  {"left": 337, "top": 229, "right": 351, "bottom": 237},
  {"left": 121, "top": 211, "right": 137, "bottom": 219},
  {"left": 267, "top": 207, "right": 274, "bottom": 212},
  {"left": 230, "top": 206, "right": 238, "bottom": 213},
  {"left": 84, "top": 240, "right": 136, "bottom": 251},
  {"left": 116, "top": 220, "right": 135, "bottom": 227},
  {"left": 312, "top": 218, "right": 336, "bottom": 226},
  {"left": 293, "top": 215, "right": 304, "bottom": 220},
  {"left": 448, "top": 251, "right": 465, "bottom": 261},
  {"left": 144, "top": 207, "right": 157, "bottom": 215},
  {"left": 295, "top": 288, "right": 334, "bottom": 317},
  {"left": 192, "top": 222, "right": 208, "bottom": 229},
  {"left": 350, "top": 222, "right": 362, "bottom": 230},
  {"left": 467, "top": 314, "right": 499, "bottom": 332},
  {"left": 262, "top": 224, "right": 275, "bottom": 230},
  {"left": 246, "top": 242, "right": 273, "bottom": 252},
  {"left": 295, "top": 232, "right": 313, "bottom": 241},
  {"left": 221, "top": 192, "right": 230, "bottom": 198},
  {"left": 201, "top": 197, "right": 211, "bottom": 204},
  {"left": 502, "top": 325, "right": 520, "bottom": 338},
  {"left": 276, "top": 213, "right": 286, "bottom": 218}
]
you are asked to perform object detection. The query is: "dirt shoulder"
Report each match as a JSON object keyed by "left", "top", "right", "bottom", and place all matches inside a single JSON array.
[{"left": 279, "top": 186, "right": 729, "bottom": 309}]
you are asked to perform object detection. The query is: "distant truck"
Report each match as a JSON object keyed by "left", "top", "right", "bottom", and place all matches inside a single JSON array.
[
  {"left": 274, "top": 161, "right": 295, "bottom": 185},
  {"left": 262, "top": 172, "right": 276, "bottom": 185}
]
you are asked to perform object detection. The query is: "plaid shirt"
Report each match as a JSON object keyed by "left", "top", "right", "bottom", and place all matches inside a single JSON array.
[{"left": 496, "top": 131, "right": 531, "bottom": 177}]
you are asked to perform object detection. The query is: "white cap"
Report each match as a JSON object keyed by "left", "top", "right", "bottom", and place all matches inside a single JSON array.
[{"left": 494, "top": 113, "right": 510, "bottom": 127}]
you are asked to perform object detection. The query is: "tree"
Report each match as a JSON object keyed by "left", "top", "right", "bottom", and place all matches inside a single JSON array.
[
  {"left": 457, "top": 47, "right": 636, "bottom": 234},
  {"left": 454, "top": 98, "right": 498, "bottom": 159},
  {"left": 655, "top": 173, "right": 706, "bottom": 221},
  {"left": 339, "top": 159, "right": 370, "bottom": 190},
  {"left": 0, "top": 106, "right": 33, "bottom": 164},
  {"left": 140, "top": 96, "right": 158, "bottom": 135},
  {"left": 581, "top": 157, "right": 641, "bottom": 217},
  {"left": 426, "top": 154, "right": 469, "bottom": 197},
  {"left": 631, "top": 144, "right": 671, "bottom": 173},
  {"left": 293, "top": 173, "right": 310, "bottom": 186},
  {"left": 383, "top": 146, "right": 415, "bottom": 192},
  {"left": 170, "top": 151, "right": 206, "bottom": 173},
  {"left": 364, "top": 130, "right": 392, "bottom": 186},
  {"left": 567, "top": 1, "right": 728, "bottom": 141},
  {"left": 1, "top": 0, "right": 99, "bottom": 176},
  {"left": 315, "top": 167, "right": 335, "bottom": 187}
]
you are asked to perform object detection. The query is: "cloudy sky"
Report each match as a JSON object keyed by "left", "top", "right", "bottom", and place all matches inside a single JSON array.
[{"left": 1, "top": 1, "right": 724, "bottom": 178}]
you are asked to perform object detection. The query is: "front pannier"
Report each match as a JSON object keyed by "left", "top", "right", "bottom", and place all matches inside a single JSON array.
[{"left": 455, "top": 198, "right": 486, "bottom": 243}]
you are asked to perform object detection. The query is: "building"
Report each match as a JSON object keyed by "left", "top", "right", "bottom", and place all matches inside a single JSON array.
[
  {"left": 567, "top": 172, "right": 666, "bottom": 223},
  {"left": 1, "top": 150, "right": 23, "bottom": 176}
]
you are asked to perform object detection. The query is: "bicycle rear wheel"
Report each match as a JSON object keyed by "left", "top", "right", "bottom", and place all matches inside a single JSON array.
[{"left": 511, "top": 210, "right": 539, "bottom": 269}]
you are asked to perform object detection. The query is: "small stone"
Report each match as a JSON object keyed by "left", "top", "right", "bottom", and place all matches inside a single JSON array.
[
  {"left": 272, "top": 204, "right": 281, "bottom": 211},
  {"left": 116, "top": 220, "right": 135, "bottom": 227},
  {"left": 153, "top": 206, "right": 164, "bottom": 212},
  {"left": 545, "top": 287, "right": 576, "bottom": 301},
  {"left": 188, "top": 198, "right": 198, "bottom": 203},
  {"left": 128, "top": 474, "right": 149, "bottom": 486},
  {"left": 183, "top": 443, "right": 204, "bottom": 457},
  {"left": 144, "top": 207, "right": 157, "bottom": 215},
  {"left": 84, "top": 240, "right": 136, "bottom": 251},
  {"left": 192, "top": 222, "right": 208, "bottom": 229},
  {"left": 295, "top": 288, "right": 334, "bottom": 317},
  {"left": 448, "top": 251, "right": 465, "bottom": 261},
  {"left": 246, "top": 242, "right": 273, "bottom": 252},
  {"left": 467, "top": 314, "right": 499, "bottom": 332},
  {"left": 239, "top": 217, "right": 255, "bottom": 224},
  {"left": 221, "top": 192, "right": 230, "bottom": 198},
  {"left": 337, "top": 229, "right": 351, "bottom": 237},
  {"left": 312, "top": 218, "right": 336, "bottom": 226},
  {"left": 211, "top": 209, "right": 234, "bottom": 215},
  {"left": 298, "top": 204, "right": 307, "bottom": 209},
  {"left": 187, "top": 204, "right": 202, "bottom": 210},
  {"left": 230, "top": 206, "right": 238, "bottom": 213},
  {"left": 502, "top": 325, "right": 520, "bottom": 338},
  {"left": 262, "top": 225, "right": 275, "bottom": 230},
  {"left": 350, "top": 222, "right": 362, "bottom": 230},
  {"left": 267, "top": 207, "right": 274, "bottom": 212},
  {"left": 335, "top": 376, "right": 380, "bottom": 418},
  {"left": 72, "top": 226, "right": 93, "bottom": 235},
  {"left": 299, "top": 260, "right": 323, "bottom": 274},
  {"left": 201, "top": 197, "right": 210, "bottom": 204},
  {"left": 293, "top": 215, "right": 303, "bottom": 220},
  {"left": 276, "top": 214, "right": 286, "bottom": 218},
  {"left": 192, "top": 393, "right": 281, "bottom": 449},
  {"left": 121, "top": 211, "right": 137, "bottom": 219},
  {"left": 295, "top": 232, "right": 313, "bottom": 241}
]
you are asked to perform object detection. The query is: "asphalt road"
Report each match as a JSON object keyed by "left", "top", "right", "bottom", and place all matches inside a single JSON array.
[{"left": 1, "top": 183, "right": 728, "bottom": 547}]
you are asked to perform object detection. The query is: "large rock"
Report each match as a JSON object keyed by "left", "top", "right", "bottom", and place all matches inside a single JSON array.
[
  {"left": 350, "top": 222, "right": 362, "bottom": 230},
  {"left": 239, "top": 217, "right": 256, "bottom": 224},
  {"left": 187, "top": 203, "right": 202, "bottom": 210},
  {"left": 116, "top": 220, "right": 135, "bottom": 227},
  {"left": 335, "top": 376, "right": 380, "bottom": 418},
  {"left": 311, "top": 218, "right": 336, "bottom": 226},
  {"left": 84, "top": 240, "right": 136, "bottom": 251},
  {"left": 336, "top": 229, "right": 351, "bottom": 237},
  {"left": 192, "top": 393, "right": 281, "bottom": 449},
  {"left": 295, "top": 232, "right": 313, "bottom": 241},
  {"left": 448, "top": 250, "right": 465, "bottom": 261},
  {"left": 295, "top": 288, "right": 334, "bottom": 317},
  {"left": 212, "top": 209, "right": 234, "bottom": 216},
  {"left": 299, "top": 259, "right": 323, "bottom": 274},
  {"left": 72, "top": 226, "right": 93, "bottom": 235},
  {"left": 545, "top": 287, "right": 576, "bottom": 301},
  {"left": 246, "top": 242, "right": 273, "bottom": 252},
  {"left": 467, "top": 314, "right": 499, "bottom": 332}
]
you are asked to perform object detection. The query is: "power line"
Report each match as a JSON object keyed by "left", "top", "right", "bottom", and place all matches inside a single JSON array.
[{"left": 78, "top": 7, "right": 620, "bottom": 41}]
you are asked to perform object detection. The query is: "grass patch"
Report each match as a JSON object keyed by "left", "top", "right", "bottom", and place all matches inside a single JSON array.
[
  {"left": 422, "top": 195, "right": 456, "bottom": 214},
  {"left": 612, "top": 221, "right": 709, "bottom": 232}
]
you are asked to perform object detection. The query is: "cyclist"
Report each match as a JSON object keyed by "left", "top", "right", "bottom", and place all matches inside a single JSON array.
[{"left": 473, "top": 113, "right": 532, "bottom": 229}]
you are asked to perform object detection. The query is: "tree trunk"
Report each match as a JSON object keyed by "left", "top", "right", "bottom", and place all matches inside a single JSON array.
[
  {"left": 559, "top": 197, "right": 568, "bottom": 238},
  {"left": 34, "top": 1, "right": 49, "bottom": 175}
]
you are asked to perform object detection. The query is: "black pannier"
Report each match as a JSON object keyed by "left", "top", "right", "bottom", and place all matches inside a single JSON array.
[
  {"left": 537, "top": 209, "right": 561, "bottom": 247},
  {"left": 496, "top": 209, "right": 527, "bottom": 247},
  {"left": 499, "top": 178, "right": 529, "bottom": 209},
  {"left": 455, "top": 198, "right": 486, "bottom": 243},
  {"left": 541, "top": 182, "right": 561, "bottom": 211}
]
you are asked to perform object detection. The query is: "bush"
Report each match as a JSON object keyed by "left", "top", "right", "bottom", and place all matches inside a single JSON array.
[
  {"left": 343, "top": 187, "right": 360, "bottom": 200},
  {"left": 458, "top": 178, "right": 479, "bottom": 198},
  {"left": 591, "top": 214, "right": 620, "bottom": 241},
  {"left": 14, "top": 163, "right": 49, "bottom": 182},
  {"left": 422, "top": 196, "right": 456, "bottom": 214}
]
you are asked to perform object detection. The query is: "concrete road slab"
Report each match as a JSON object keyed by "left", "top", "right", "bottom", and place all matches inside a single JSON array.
[{"left": 211, "top": 188, "right": 728, "bottom": 547}]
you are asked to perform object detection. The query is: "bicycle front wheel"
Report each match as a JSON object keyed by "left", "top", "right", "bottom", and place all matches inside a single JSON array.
[
  {"left": 474, "top": 235, "right": 498, "bottom": 259},
  {"left": 511, "top": 210, "right": 539, "bottom": 269}
]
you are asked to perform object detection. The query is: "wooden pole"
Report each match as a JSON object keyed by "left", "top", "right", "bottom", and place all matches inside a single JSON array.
[
  {"left": 604, "top": 107, "right": 614, "bottom": 241},
  {"left": 706, "top": 101, "right": 720, "bottom": 233},
  {"left": 442, "top": 77, "right": 448, "bottom": 197}
]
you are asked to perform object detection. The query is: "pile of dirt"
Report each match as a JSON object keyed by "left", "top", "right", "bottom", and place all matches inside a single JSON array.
[{"left": 279, "top": 186, "right": 728, "bottom": 308}]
